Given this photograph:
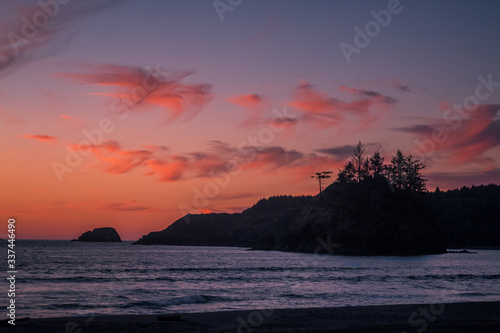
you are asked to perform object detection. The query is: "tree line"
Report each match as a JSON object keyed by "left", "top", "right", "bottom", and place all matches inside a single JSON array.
[{"left": 335, "top": 141, "right": 427, "bottom": 192}]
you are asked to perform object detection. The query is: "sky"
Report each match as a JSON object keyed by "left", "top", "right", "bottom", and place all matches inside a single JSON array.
[{"left": 1, "top": 0, "right": 500, "bottom": 240}]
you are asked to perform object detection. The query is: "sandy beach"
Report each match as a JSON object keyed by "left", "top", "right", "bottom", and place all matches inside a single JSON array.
[{"left": 3, "top": 301, "right": 499, "bottom": 332}]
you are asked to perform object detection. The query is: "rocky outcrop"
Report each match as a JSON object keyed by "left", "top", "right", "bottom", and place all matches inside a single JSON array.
[
  {"left": 72, "top": 227, "right": 122, "bottom": 242},
  {"left": 134, "top": 182, "right": 500, "bottom": 255},
  {"left": 133, "top": 196, "right": 311, "bottom": 247},
  {"left": 274, "top": 179, "right": 446, "bottom": 255},
  {"left": 133, "top": 183, "right": 449, "bottom": 255}
]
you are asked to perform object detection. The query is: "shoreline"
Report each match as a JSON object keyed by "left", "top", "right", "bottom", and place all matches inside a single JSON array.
[{"left": 5, "top": 301, "right": 500, "bottom": 332}]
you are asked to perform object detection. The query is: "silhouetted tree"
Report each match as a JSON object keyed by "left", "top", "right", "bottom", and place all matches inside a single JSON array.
[
  {"left": 337, "top": 161, "right": 356, "bottom": 184},
  {"left": 363, "top": 158, "right": 371, "bottom": 180},
  {"left": 351, "top": 141, "right": 369, "bottom": 182},
  {"left": 335, "top": 144, "right": 427, "bottom": 193},
  {"left": 389, "top": 149, "right": 406, "bottom": 190},
  {"left": 311, "top": 171, "right": 332, "bottom": 200},
  {"left": 405, "top": 154, "right": 427, "bottom": 192},
  {"left": 369, "top": 151, "right": 386, "bottom": 178}
]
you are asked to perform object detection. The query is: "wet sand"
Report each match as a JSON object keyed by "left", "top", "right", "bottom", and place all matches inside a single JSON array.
[{"left": 3, "top": 301, "right": 499, "bottom": 332}]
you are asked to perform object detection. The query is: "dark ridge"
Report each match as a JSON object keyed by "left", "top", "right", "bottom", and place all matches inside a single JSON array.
[{"left": 133, "top": 183, "right": 500, "bottom": 255}]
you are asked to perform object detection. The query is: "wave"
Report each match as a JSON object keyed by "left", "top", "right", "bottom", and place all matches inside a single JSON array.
[
  {"left": 118, "top": 294, "right": 231, "bottom": 309},
  {"left": 159, "top": 266, "right": 367, "bottom": 273},
  {"left": 406, "top": 274, "right": 500, "bottom": 281},
  {"left": 279, "top": 293, "right": 310, "bottom": 299},
  {"left": 23, "top": 273, "right": 500, "bottom": 287},
  {"left": 47, "top": 303, "right": 108, "bottom": 309},
  {"left": 40, "top": 294, "right": 232, "bottom": 311},
  {"left": 22, "top": 276, "right": 120, "bottom": 283},
  {"left": 456, "top": 292, "right": 488, "bottom": 297}
]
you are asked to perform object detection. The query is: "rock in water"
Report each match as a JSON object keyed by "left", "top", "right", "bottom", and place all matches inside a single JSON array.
[{"left": 72, "top": 227, "right": 122, "bottom": 242}]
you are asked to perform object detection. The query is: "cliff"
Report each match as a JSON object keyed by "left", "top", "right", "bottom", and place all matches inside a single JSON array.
[
  {"left": 133, "top": 196, "right": 311, "bottom": 248},
  {"left": 133, "top": 180, "right": 448, "bottom": 255},
  {"left": 133, "top": 183, "right": 500, "bottom": 255},
  {"left": 72, "top": 227, "right": 122, "bottom": 242}
]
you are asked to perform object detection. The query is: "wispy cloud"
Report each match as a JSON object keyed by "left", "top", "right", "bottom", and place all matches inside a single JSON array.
[
  {"left": 269, "top": 116, "right": 298, "bottom": 134},
  {"left": 315, "top": 142, "right": 384, "bottom": 162},
  {"left": 68, "top": 140, "right": 152, "bottom": 174},
  {"left": 393, "top": 124, "right": 435, "bottom": 134},
  {"left": 386, "top": 79, "right": 412, "bottom": 93},
  {"left": 395, "top": 104, "right": 500, "bottom": 165},
  {"left": 58, "top": 64, "right": 213, "bottom": 122},
  {"left": 226, "top": 93, "right": 267, "bottom": 126},
  {"left": 0, "top": 0, "right": 127, "bottom": 75},
  {"left": 226, "top": 93, "right": 299, "bottom": 133},
  {"left": 288, "top": 81, "right": 397, "bottom": 131},
  {"left": 64, "top": 139, "right": 340, "bottom": 183},
  {"left": 49, "top": 199, "right": 157, "bottom": 213},
  {"left": 21, "top": 134, "right": 58, "bottom": 143},
  {"left": 101, "top": 200, "right": 152, "bottom": 212}
]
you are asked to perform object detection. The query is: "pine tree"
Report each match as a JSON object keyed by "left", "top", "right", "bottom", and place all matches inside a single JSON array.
[
  {"left": 351, "top": 141, "right": 368, "bottom": 182},
  {"left": 389, "top": 149, "right": 406, "bottom": 190},
  {"left": 369, "top": 151, "right": 385, "bottom": 178},
  {"left": 334, "top": 143, "right": 427, "bottom": 193},
  {"left": 405, "top": 154, "right": 427, "bottom": 192},
  {"left": 337, "top": 161, "right": 356, "bottom": 183}
]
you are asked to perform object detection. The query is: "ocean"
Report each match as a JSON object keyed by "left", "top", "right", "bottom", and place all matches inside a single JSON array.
[{"left": 7, "top": 240, "right": 500, "bottom": 319}]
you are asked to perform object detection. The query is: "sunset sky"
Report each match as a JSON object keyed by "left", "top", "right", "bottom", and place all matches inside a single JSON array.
[{"left": 1, "top": 0, "right": 500, "bottom": 240}]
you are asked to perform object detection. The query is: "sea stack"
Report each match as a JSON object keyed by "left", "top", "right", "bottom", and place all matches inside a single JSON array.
[{"left": 72, "top": 227, "right": 122, "bottom": 242}]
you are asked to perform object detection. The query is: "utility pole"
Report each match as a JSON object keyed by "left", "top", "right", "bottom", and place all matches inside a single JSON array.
[{"left": 311, "top": 171, "right": 332, "bottom": 201}]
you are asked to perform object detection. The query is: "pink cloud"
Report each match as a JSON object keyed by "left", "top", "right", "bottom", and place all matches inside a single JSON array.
[
  {"left": 288, "top": 82, "right": 396, "bottom": 131},
  {"left": 68, "top": 140, "right": 152, "bottom": 174},
  {"left": 64, "top": 139, "right": 341, "bottom": 183},
  {"left": 21, "top": 134, "right": 58, "bottom": 143},
  {"left": 58, "top": 64, "right": 213, "bottom": 123},
  {"left": 145, "top": 156, "right": 188, "bottom": 182},
  {"left": 226, "top": 94, "right": 267, "bottom": 126},
  {"left": 395, "top": 104, "right": 500, "bottom": 171},
  {"left": 269, "top": 116, "right": 298, "bottom": 135}
]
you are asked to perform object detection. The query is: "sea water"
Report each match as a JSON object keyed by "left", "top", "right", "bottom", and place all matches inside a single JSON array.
[{"left": 6, "top": 240, "right": 500, "bottom": 318}]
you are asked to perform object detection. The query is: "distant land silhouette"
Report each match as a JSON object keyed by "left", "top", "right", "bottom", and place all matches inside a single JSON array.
[
  {"left": 134, "top": 182, "right": 500, "bottom": 255},
  {"left": 72, "top": 227, "right": 122, "bottom": 242},
  {"left": 134, "top": 143, "right": 500, "bottom": 255}
]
